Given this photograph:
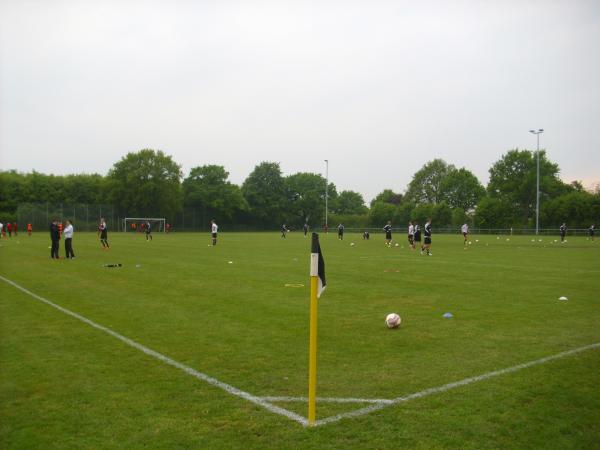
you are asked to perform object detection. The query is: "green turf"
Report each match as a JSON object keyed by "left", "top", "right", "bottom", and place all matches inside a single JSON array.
[{"left": 1, "top": 231, "right": 599, "bottom": 449}]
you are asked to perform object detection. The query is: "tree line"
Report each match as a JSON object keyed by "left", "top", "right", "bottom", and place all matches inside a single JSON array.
[{"left": 0, "top": 148, "right": 598, "bottom": 229}]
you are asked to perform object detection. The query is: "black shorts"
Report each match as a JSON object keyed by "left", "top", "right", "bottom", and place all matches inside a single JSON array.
[
  {"left": 100, "top": 231, "right": 107, "bottom": 239},
  {"left": 463, "top": 232, "right": 467, "bottom": 237},
  {"left": 146, "top": 230, "right": 151, "bottom": 234},
  {"left": 408, "top": 234, "right": 414, "bottom": 243},
  {"left": 385, "top": 232, "right": 392, "bottom": 240},
  {"left": 414, "top": 234, "right": 421, "bottom": 242},
  {"left": 212, "top": 233, "right": 217, "bottom": 239},
  {"left": 424, "top": 236, "right": 431, "bottom": 245}
]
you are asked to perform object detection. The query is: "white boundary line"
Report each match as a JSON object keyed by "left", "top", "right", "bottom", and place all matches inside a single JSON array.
[
  {"left": 2, "top": 275, "right": 599, "bottom": 428},
  {"left": 0, "top": 276, "right": 308, "bottom": 427},
  {"left": 259, "top": 396, "right": 394, "bottom": 404},
  {"left": 314, "top": 341, "right": 600, "bottom": 426}
]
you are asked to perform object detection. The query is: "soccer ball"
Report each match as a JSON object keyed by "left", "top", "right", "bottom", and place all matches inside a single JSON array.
[
  {"left": 385, "top": 313, "right": 401, "bottom": 328},
  {"left": 350, "top": 242, "right": 355, "bottom": 246},
  {"left": 394, "top": 243, "right": 399, "bottom": 247}
]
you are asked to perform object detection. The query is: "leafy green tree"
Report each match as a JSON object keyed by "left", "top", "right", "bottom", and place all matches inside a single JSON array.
[
  {"left": 62, "top": 174, "right": 108, "bottom": 204},
  {"left": 241, "top": 162, "right": 287, "bottom": 226},
  {"left": 451, "top": 208, "right": 469, "bottom": 228},
  {"left": 432, "top": 202, "right": 453, "bottom": 227},
  {"left": 487, "top": 149, "right": 567, "bottom": 224},
  {"left": 440, "top": 168, "right": 485, "bottom": 211},
  {"left": 369, "top": 202, "right": 397, "bottom": 226},
  {"left": 393, "top": 202, "right": 414, "bottom": 226},
  {"left": 183, "top": 165, "right": 247, "bottom": 222},
  {"left": 405, "top": 159, "right": 455, "bottom": 204},
  {"left": 541, "top": 191, "right": 600, "bottom": 228},
  {"left": 335, "top": 190, "right": 367, "bottom": 215},
  {"left": 411, "top": 203, "right": 434, "bottom": 226},
  {"left": 285, "top": 172, "right": 337, "bottom": 226},
  {"left": 107, "top": 149, "right": 182, "bottom": 219},
  {"left": 370, "top": 189, "right": 403, "bottom": 207},
  {"left": 473, "top": 197, "right": 519, "bottom": 228}
]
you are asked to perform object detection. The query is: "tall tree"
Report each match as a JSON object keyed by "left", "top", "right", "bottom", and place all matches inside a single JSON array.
[
  {"left": 370, "top": 189, "right": 403, "bottom": 208},
  {"left": 285, "top": 172, "right": 337, "bottom": 225},
  {"left": 241, "top": 162, "right": 287, "bottom": 225},
  {"left": 440, "top": 168, "right": 485, "bottom": 211},
  {"left": 107, "top": 149, "right": 182, "bottom": 219},
  {"left": 336, "top": 190, "right": 368, "bottom": 215},
  {"left": 405, "top": 159, "right": 455, "bottom": 204},
  {"left": 369, "top": 201, "right": 397, "bottom": 226},
  {"left": 487, "top": 149, "right": 566, "bottom": 224},
  {"left": 183, "top": 165, "right": 247, "bottom": 222}
]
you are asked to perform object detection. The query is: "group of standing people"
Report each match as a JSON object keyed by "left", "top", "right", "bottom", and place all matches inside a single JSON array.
[
  {"left": 379, "top": 219, "right": 433, "bottom": 255},
  {"left": 0, "top": 222, "right": 32, "bottom": 237},
  {"left": 48, "top": 217, "right": 111, "bottom": 259},
  {"left": 49, "top": 219, "right": 75, "bottom": 259}
]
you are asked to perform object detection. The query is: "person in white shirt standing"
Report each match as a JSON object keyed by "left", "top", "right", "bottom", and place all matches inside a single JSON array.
[
  {"left": 64, "top": 220, "right": 75, "bottom": 259},
  {"left": 408, "top": 221, "right": 415, "bottom": 250},
  {"left": 211, "top": 220, "right": 218, "bottom": 246},
  {"left": 461, "top": 223, "right": 469, "bottom": 246}
]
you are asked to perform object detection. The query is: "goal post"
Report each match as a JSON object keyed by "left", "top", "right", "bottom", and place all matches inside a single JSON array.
[{"left": 123, "top": 218, "right": 166, "bottom": 233}]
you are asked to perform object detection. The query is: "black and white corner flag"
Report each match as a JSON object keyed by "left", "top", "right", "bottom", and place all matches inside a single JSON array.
[{"left": 311, "top": 233, "right": 326, "bottom": 297}]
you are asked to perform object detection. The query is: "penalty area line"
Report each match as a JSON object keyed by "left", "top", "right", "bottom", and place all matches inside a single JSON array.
[
  {"left": 314, "top": 341, "right": 600, "bottom": 426},
  {"left": 0, "top": 275, "right": 308, "bottom": 427}
]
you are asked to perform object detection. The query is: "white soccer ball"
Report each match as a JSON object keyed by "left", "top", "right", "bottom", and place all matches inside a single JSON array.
[
  {"left": 394, "top": 243, "right": 399, "bottom": 247},
  {"left": 385, "top": 313, "right": 401, "bottom": 328},
  {"left": 350, "top": 242, "right": 355, "bottom": 246}
]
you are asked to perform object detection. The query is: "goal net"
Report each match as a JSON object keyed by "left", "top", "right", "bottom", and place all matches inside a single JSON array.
[{"left": 123, "top": 218, "right": 166, "bottom": 233}]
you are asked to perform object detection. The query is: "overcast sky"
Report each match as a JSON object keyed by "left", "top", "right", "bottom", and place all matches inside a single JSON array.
[{"left": 1, "top": 0, "right": 599, "bottom": 201}]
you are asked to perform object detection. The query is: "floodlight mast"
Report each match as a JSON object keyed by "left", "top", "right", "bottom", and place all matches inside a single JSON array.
[
  {"left": 529, "top": 129, "right": 544, "bottom": 235},
  {"left": 324, "top": 159, "right": 329, "bottom": 230}
]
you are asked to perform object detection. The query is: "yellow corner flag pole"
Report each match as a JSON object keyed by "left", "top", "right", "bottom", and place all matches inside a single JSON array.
[
  {"left": 308, "top": 270, "right": 318, "bottom": 425},
  {"left": 308, "top": 232, "right": 325, "bottom": 426}
]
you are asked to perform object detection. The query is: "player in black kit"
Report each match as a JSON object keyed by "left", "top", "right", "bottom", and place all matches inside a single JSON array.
[
  {"left": 383, "top": 221, "right": 392, "bottom": 247},
  {"left": 422, "top": 218, "right": 432, "bottom": 255}
]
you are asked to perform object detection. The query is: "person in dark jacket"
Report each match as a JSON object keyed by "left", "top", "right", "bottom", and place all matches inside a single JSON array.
[{"left": 50, "top": 220, "right": 60, "bottom": 259}]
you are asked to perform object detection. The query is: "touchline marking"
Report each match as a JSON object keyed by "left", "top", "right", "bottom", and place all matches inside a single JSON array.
[
  {"left": 314, "top": 341, "right": 600, "bottom": 426},
  {"left": 0, "top": 276, "right": 308, "bottom": 427}
]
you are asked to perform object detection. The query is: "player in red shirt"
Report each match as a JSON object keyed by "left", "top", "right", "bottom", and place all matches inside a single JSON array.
[
  {"left": 58, "top": 222, "right": 63, "bottom": 239},
  {"left": 6, "top": 222, "right": 12, "bottom": 237},
  {"left": 27, "top": 223, "right": 33, "bottom": 236},
  {"left": 13, "top": 223, "right": 18, "bottom": 236}
]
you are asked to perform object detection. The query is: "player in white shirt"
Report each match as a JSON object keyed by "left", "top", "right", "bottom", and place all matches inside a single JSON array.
[
  {"left": 461, "top": 223, "right": 469, "bottom": 246},
  {"left": 64, "top": 220, "right": 75, "bottom": 258},
  {"left": 0, "top": 222, "right": 3, "bottom": 238},
  {"left": 408, "top": 221, "right": 415, "bottom": 250},
  {"left": 211, "top": 220, "right": 218, "bottom": 246}
]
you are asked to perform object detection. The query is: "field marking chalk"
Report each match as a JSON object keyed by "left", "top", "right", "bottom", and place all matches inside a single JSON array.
[
  {"left": 314, "top": 341, "right": 600, "bottom": 426},
  {"left": 259, "top": 396, "right": 394, "bottom": 404},
  {"left": 0, "top": 275, "right": 308, "bottom": 427}
]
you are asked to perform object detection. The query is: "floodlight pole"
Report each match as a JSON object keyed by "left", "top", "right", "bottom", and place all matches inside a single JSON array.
[
  {"left": 529, "top": 129, "right": 544, "bottom": 235},
  {"left": 324, "top": 159, "right": 329, "bottom": 230}
]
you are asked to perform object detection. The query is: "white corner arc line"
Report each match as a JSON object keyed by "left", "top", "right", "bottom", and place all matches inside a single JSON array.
[
  {"left": 0, "top": 276, "right": 308, "bottom": 427},
  {"left": 314, "top": 341, "right": 600, "bottom": 426},
  {"left": 259, "top": 396, "right": 393, "bottom": 404}
]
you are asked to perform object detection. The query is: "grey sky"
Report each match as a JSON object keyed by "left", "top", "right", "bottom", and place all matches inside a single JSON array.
[{"left": 1, "top": 0, "right": 599, "bottom": 201}]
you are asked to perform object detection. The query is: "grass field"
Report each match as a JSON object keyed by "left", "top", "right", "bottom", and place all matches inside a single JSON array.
[{"left": 1, "top": 230, "right": 599, "bottom": 449}]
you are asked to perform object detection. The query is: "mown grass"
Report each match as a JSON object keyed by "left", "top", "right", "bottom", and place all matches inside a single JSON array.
[{"left": 1, "top": 230, "right": 599, "bottom": 449}]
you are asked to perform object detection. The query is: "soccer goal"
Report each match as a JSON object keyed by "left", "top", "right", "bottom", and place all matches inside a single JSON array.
[{"left": 123, "top": 218, "right": 166, "bottom": 233}]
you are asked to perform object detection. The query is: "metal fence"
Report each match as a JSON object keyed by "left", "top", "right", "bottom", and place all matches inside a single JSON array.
[
  {"left": 17, "top": 203, "right": 122, "bottom": 232},
  {"left": 16, "top": 203, "right": 592, "bottom": 236}
]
